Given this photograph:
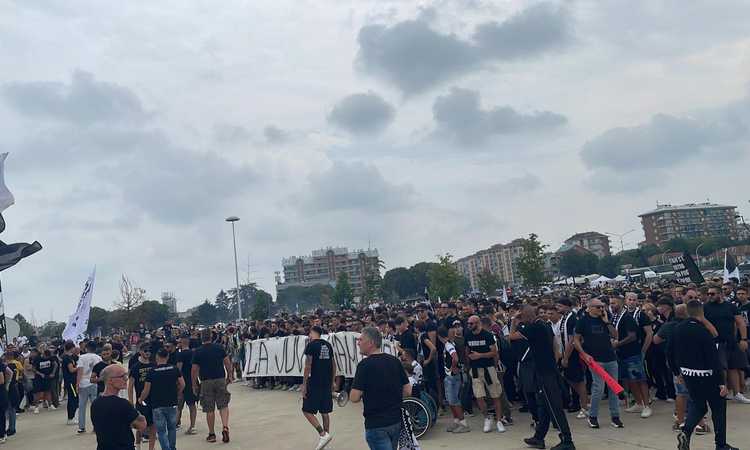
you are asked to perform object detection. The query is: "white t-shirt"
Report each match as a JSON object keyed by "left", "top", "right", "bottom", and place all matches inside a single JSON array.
[
  {"left": 77, "top": 352, "right": 102, "bottom": 388},
  {"left": 411, "top": 360, "right": 423, "bottom": 384}
]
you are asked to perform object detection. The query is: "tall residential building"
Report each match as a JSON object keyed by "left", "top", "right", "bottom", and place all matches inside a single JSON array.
[
  {"left": 455, "top": 238, "right": 526, "bottom": 291},
  {"left": 161, "top": 292, "right": 177, "bottom": 314},
  {"left": 639, "top": 203, "right": 739, "bottom": 247},
  {"left": 563, "top": 232, "right": 611, "bottom": 258},
  {"left": 279, "top": 247, "right": 380, "bottom": 294}
]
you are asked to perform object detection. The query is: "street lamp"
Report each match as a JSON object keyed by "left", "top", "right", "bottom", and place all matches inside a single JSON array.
[
  {"left": 225, "top": 216, "right": 242, "bottom": 321},
  {"left": 695, "top": 242, "right": 706, "bottom": 267},
  {"left": 604, "top": 229, "right": 636, "bottom": 254}
]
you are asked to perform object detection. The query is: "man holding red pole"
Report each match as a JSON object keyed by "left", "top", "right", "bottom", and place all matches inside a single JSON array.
[{"left": 573, "top": 297, "right": 624, "bottom": 429}]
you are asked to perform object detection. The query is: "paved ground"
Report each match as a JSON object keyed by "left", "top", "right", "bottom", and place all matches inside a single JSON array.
[{"left": 10, "top": 383, "right": 750, "bottom": 450}]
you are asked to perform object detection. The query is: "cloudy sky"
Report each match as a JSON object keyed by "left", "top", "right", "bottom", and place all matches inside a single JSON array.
[{"left": 2, "top": 0, "right": 749, "bottom": 322}]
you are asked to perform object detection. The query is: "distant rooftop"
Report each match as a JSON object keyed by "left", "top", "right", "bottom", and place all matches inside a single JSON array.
[
  {"left": 282, "top": 247, "right": 379, "bottom": 266},
  {"left": 565, "top": 231, "right": 608, "bottom": 241},
  {"left": 639, "top": 202, "right": 736, "bottom": 217}
]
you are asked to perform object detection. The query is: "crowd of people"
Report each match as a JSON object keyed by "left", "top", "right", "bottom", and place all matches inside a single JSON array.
[{"left": 1, "top": 275, "right": 748, "bottom": 450}]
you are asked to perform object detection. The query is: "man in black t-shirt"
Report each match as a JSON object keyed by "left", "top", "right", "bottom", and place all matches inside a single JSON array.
[
  {"left": 573, "top": 298, "right": 622, "bottom": 429},
  {"left": 91, "top": 345, "right": 114, "bottom": 394},
  {"left": 176, "top": 335, "right": 197, "bottom": 434},
  {"left": 351, "top": 327, "right": 410, "bottom": 450},
  {"left": 557, "top": 298, "right": 587, "bottom": 415},
  {"left": 394, "top": 317, "right": 417, "bottom": 356},
  {"left": 613, "top": 296, "right": 651, "bottom": 418},
  {"left": 128, "top": 343, "right": 155, "bottom": 450},
  {"left": 465, "top": 315, "right": 505, "bottom": 433},
  {"left": 92, "top": 365, "right": 146, "bottom": 450},
  {"left": 61, "top": 342, "right": 79, "bottom": 423},
  {"left": 512, "top": 306, "right": 574, "bottom": 450},
  {"left": 139, "top": 349, "right": 184, "bottom": 450},
  {"left": 301, "top": 326, "right": 335, "bottom": 450},
  {"left": 705, "top": 286, "right": 750, "bottom": 403},
  {"left": 192, "top": 329, "right": 233, "bottom": 443}
]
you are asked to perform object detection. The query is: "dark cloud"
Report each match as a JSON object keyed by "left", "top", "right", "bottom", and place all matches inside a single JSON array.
[
  {"left": 432, "top": 87, "right": 567, "bottom": 146},
  {"left": 263, "top": 125, "right": 289, "bottom": 144},
  {"left": 356, "top": 3, "right": 570, "bottom": 94},
  {"left": 581, "top": 97, "right": 750, "bottom": 191},
  {"left": 1, "top": 70, "right": 148, "bottom": 124},
  {"left": 301, "top": 161, "right": 414, "bottom": 213},
  {"left": 328, "top": 92, "right": 396, "bottom": 135}
]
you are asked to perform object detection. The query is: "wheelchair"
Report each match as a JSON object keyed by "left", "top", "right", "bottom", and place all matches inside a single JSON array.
[{"left": 401, "top": 384, "right": 438, "bottom": 439}]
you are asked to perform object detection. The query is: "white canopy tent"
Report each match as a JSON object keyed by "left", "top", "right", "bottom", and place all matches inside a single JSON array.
[{"left": 590, "top": 275, "right": 613, "bottom": 287}]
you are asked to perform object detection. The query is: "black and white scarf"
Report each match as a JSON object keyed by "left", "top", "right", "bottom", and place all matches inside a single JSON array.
[{"left": 398, "top": 407, "right": 422, "bottom": 450}]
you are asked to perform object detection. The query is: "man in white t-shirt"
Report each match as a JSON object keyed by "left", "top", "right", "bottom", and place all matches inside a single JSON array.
[{"left": 76, "top": 341, "right": 102, "bottom": 434}]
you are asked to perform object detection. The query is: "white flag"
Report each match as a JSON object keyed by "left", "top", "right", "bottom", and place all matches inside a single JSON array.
[
  {"left": 502, "top": 285, "right": 509, "bottom": 304},
  {"left": 0, "top": 153, "right": 15, "bottom": 213},
  {"left": 62, "top": 267, "right": 96, "bottom": 343}
]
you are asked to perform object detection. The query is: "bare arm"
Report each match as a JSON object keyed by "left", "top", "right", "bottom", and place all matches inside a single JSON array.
[
  {"left": 176, "top": 375, "right": 185, "bottom": 395},
  {"left": 223, "top": 356, "right": 233, "bottom": 382},
  {"left": 138, "top": 382, "right": 151, "bottom": 404},
  {"left": 641, "top": 326, "right": 653, "bottom": 354},
  {"left": 350, "top": 388, "right": 362, "bottom": 403},
  {"left": 614, "top": 331, "right": 637, "bottom": 348},
  {"left": 402, "top": 382, "right": 412, "bottom": 397},
  {"left": 302, "top": 355, "right": 312, "bottom": 398},
  {"left": 423, "top": 339, "right": 436, "bottom": 365},
  {"left": 191, "top": 364, "right": 199, "bottom": 393},
  {"left": 128, "top": 376, "right": 135, "bottom": 404}
]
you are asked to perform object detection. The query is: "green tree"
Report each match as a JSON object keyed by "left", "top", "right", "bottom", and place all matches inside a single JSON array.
[
  {"left": 87, "top": 306, "right": 110, "bottom": 335},
  {"left": 133, "top": 301, "right": 171, "bottom": 329},
  {"left": 409, "top": 262, "right": 435, "bottom": 296},
  {"left": 428, "top": 253, "right": 461, "bottom": 301},
  {"left": 516, "top": 233, "right": 547, "bottom": 287},
  {"left": 332, "top": 272, "right": 353, "bottom": 307},
  {"left": 190, "top": 300, "right": 218, "bottom": 325},
  {"left": 559, "top": 251, "right": 599, "bottom": 277},
  {"left": 214, "top": 290, "right": 231, "bottom": 322},
  {"left": 362, "top": 257, "right": 385, "bottom": 304},
  {"left": 476, "top": 269, "right": 502, "bottom": 295},
  {"left": 251, "top": 290, "right": 272, "bottom": 320},
  {"left": 39, "top": 321, "right": 66, "bottom": 338},
  {"left": 597, "top": 255, "right": 621, "bottom": 278},
  {"left": 276, "top": 284, "right": 334, "bottom": 310},
  {"left": 13, "top": 314, "right": 34, "bottom": 337},
  {"left": 381, "top": 267, "right": 416, "bottom": 301}
]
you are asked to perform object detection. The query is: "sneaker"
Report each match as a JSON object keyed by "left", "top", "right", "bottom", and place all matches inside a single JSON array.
[
  {"left": 733, "top": 393, "right": 750, "bottom": 404},
  {"left": 550, "top": 441, "right": 576, "bottom": 450},
  {"left": 625, "top": 404, "right": 642, "bottom": 414},
  {"left": 315, "top": 432, "right": 332, "bottom": 450},
  {"left": 672, "top": 422, "right": 682, "bottom": 431},
  {"left": 611, "top": 417, "right": 624, "bottom": 428},
  {"left": 677, "top": 431, "right": 689, "bottom": 450},
  {"left": 33, "top": 406, "right": 39, "bottom": 414},
  {"left": 453, "top": 424, "right": 471, "bottom": 433},
  {"left": 666, "top": 398, "right": 675, "bottom": 403},
  {"left": 576, "top": 409, "right": 588, "bottom": 420},
  {"left": 186, "top": 427, "right": 197, "bottom": 435},
  {"left": 176, "top": 423, "right": 181, "bottom": 430},
  {"left": 466, "top": 411, "right": 475, "bottom": 417},
  {"left": 640, "top": 406, "right": 653, "bottom": 418},
  {"left": 77, "top": 429, "right": 86, "bottom": 435},
  {"left": 587, "top": 417, "right": 599, "bottom": 429},
  {"left": 49, "top": 405, "right": 56, "bottom": 410},
  {"left": 496, "top": 421, "right": 506, "bottom": 433},
  {"left": 0, "top": 437, "right": 5, "bottom": 444},
  {"left": 501, "top": 416, "right": 514, "bottom": 426},
  {"left": 67, "top": 419, "right": 76, "bottom": 425},
  {"left": 716, "top": 445, "right": 739, "bottom": 450},
  {"left": 222, "top": 427, "right": 230, "bottom": 443},
  {"left": 523, "top": 437, "right": 545, "bottom": 449},
  {"left": 446, "top": 422, "right": 459, "bottom": 432},
  {"left": 694, "top": 424, "right": 710, "bottom": 435},
  {"left": 483, "top": 418, "right": 493, "bottom": 433}
]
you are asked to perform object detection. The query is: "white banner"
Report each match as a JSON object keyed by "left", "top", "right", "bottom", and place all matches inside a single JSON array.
[
  {"left": 62, "top": 267, "right": 96, "bottom": 343},
  {"left": 0, "top": 153, "right": 15, "bottom": 213},
  {"left": 242, "top": 331, "right": 398, "bottom": 378}
]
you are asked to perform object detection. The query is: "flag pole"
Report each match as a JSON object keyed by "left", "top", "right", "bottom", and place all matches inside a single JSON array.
[{"left": 0, "top": 278, "right": 7, "bottom": 346}]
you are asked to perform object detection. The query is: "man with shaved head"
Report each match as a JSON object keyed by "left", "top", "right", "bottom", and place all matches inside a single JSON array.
[
  {"left": 511, "top": 306, "right": 575, "bottom": 450},
  {"left": 573, "top": 297, "right": 623, "bottom": 429},
  {"left": 91, "top": 364, "right": 146, "bottom": 450}
]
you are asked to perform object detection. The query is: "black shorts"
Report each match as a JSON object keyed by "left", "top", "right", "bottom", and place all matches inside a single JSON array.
[
  {"left": 137, "top": 403, "right": 154, "bottom": 426},
  {"left": 301, "top": 387, "right": 332, "bottom": 415},
  {"left": 563, "top": 357, "right": 584, "bottom": 384},
  {"left": 181, "top": 387, "right": 197, "bottom": 406},
  {"left": 33, "top": 378, "right": 50, "bottom": 393},
  {"left": 715, "top": 343, "right": 748, "bottom": 370}
]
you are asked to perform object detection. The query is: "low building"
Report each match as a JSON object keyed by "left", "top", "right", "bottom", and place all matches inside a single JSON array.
[
  {"left": 455, "top": 238, "right": 526, "bottom": 291},
  {"left": 563, "top": 232, "right": 611, "bottom": 258},
  {"left": 161, "top": 292, "right": 177, "bottom": 314},
  {"left": 279, "top": 247, "right": 380, "bottom": 294}
]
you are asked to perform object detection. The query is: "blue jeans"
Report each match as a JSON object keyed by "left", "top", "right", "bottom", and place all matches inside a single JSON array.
[
  {"left": 589, "top": 360, "right": 620, "bottom": 419},
  {"left": 78, "top": 385, "right": 98, "bottom": 431},
  {"left": 153, "top": 406, "right": 178, "bottom": 450},
  {"left": 364, "top": 421, "right": 401, "bottom": 450}
]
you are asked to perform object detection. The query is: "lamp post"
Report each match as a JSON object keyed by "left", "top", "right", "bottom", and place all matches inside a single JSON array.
[
  {"left": 225, "top": 216, "right": 242, "bottom": 321},
  {"left": 695, "top": 242, "right": 706, "bottom": 268},
  {"left": 604, "top": 229, "right": 636, "bottom": 254}
]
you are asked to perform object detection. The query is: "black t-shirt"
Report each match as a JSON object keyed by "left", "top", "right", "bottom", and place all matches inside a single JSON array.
[
  {"left": 631, "top": 308, "right": 652, "bottom": 345},
  {"left": 189, "top": 338, "right": 201, "bottom": 349},
  {"left": 465, "top": 329, "right": 496, "bottom": 368},
  {"left": 614, "top": 312, "right": 641, "bottom": 359},
  {"left": 737, "top": 301, "right": 750, "bottom": 338},
  {"left": 145, "top": 364, "right": 181, "bottom": 408},
  {"left": 167, "top": 351, "right": 178, "bottom": 366},
  {"left": 395, "top": 330, "right": 417, "bottom": 354},
  {"left": 304, "top": 339, "right": 334, "bottom": 390},
  {"left": 91, "top": 395, "right": 139, "bottom": 450},
  {"left": 92, "top": 361, "right": 114, "bottom": 393},
  {"left": 35, "top": 356, "right": 55, "bottom": 379},
  {"left": 129, "top": 360, "right": 153, "bottom": 399},
  {"left": 705, "top": 301, "right": 740, "bottom": 344},
  {"left": 520, "top": 320, "right": 557, "bottom": 374},
  {"left": 192, "top": 343, "right": 226, "bottom": 380},
  {"left": 61, "top": 354, "right": 77, "bottom": 384},
  {"left": 574, "top": 314, "right": 616, "bottom": 362},
  {"left": 111, "top": 342, "right": 125, "bottom": 363},
  {"left": 351, "top": 353, "right": 408, "bottom": 429},
  {"left": 177, "top": 349, "right": 194, "bottom": 387}
]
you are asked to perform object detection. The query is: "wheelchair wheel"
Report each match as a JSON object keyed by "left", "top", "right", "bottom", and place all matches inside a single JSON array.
[
  {"left": 419, "top": 391, "right": 438, "bottom": 422},
  {"left": 402, "top": 397, "right": 431, "bottom": 439}
]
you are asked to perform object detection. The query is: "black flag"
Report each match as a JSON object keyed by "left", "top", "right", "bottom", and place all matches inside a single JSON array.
[{"left": 668, "top": 251, "right": 704, "bottom": 285}]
